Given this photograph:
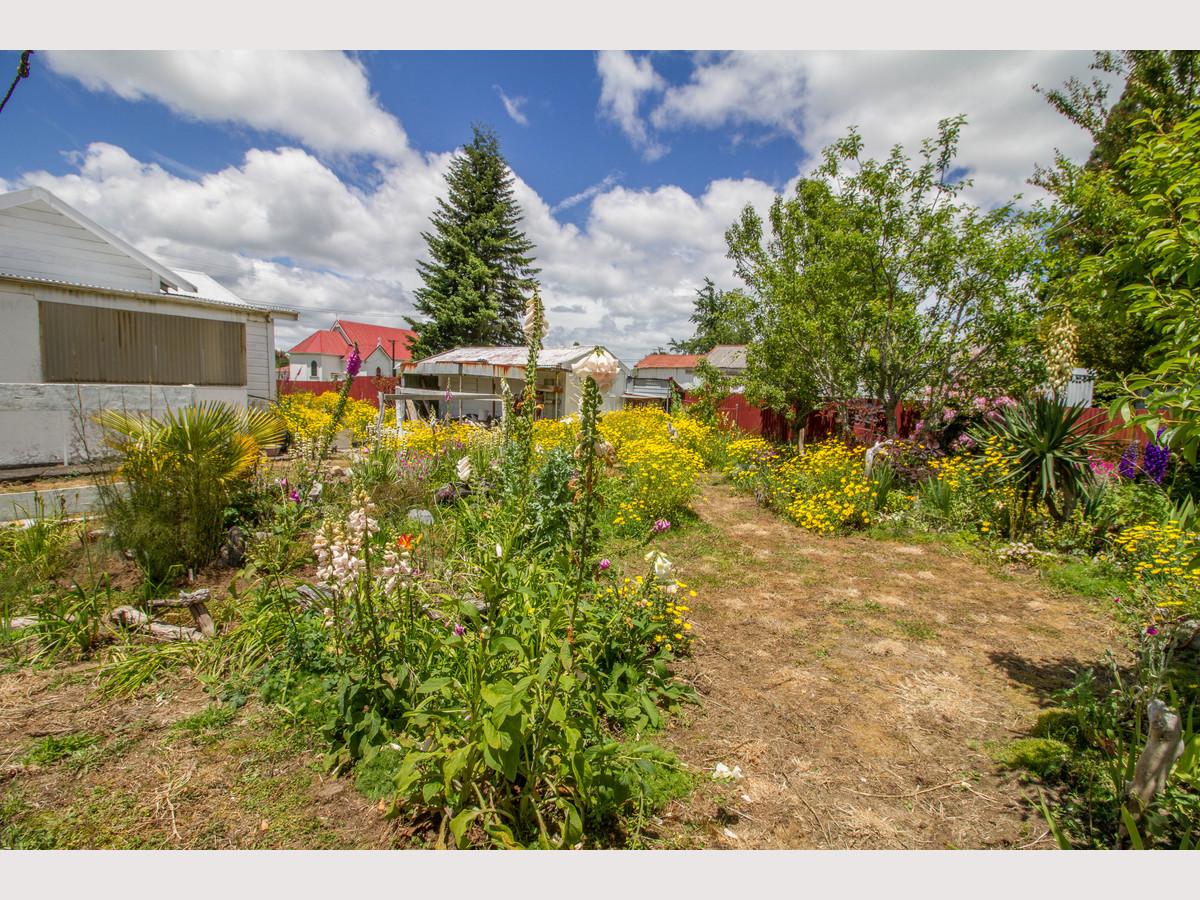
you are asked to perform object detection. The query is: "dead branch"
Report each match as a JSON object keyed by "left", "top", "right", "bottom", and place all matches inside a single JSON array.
[{"left": 108, "top": 606, "right": 206, "bottom": 643}]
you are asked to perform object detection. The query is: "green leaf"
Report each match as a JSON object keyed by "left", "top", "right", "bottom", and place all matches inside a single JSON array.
[
  {"left": 1121, "top": 807, "right": 1145, "bottom": 850},
  {"left": 449, "top": 808, "right": 480, "bottom": 848},
  {"left": 416, "top": 676, "right": 453, "bottom": 694}
]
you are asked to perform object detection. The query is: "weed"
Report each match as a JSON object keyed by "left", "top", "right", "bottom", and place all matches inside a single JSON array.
[
  {"left": 23, "top": 732, "right": 102, "bottom": 766},
  {"left": 897, "top": 619, "right": 937, "bottom": 641}
]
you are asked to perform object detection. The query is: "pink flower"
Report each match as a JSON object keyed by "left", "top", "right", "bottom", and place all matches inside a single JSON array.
[{"left": 598, "top": 558, "right": 611, "bottom": 571}]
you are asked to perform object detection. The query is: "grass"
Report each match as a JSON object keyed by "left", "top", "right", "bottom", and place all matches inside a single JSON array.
[
  {"left": 896, "top": 618, "right": 938, "bottom": 642},
  {"left": 22, "top": 732, "right": 102, "bottom": 766}
]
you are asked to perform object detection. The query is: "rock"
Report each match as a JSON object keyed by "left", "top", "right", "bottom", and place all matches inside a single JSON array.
[
  {"left": 407, "top": 509, "right": 434, "bottom": 525},
  {"left": 1174, "top": 620, "right": 1200, "bottom": 654},
  {"left": 434, "top": 482, "right": 471, "bottom": 505},
  {"left": 219, "top": 526, "right": 247, "bottom": 568}
]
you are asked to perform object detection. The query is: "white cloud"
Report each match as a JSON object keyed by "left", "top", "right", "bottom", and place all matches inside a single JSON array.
[
  {"left": 551, "top": 172, "right": 624, "bottom": 213},
  {"left": 43, "top": 50, "right": 414, "bottom": 162},
  {"left": 596, "top": 50, "right": 669, "bottom": 163},
  {"left": 603, "top": 50, "right": 1115, "bottom": 209},
  {"left": 493, "top": 84, "right": 529, "bottom": 126}
]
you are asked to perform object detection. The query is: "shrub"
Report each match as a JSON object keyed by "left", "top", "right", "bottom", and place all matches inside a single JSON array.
[{"left": 94, "top": 402, "right": 283, "bottom": 578}]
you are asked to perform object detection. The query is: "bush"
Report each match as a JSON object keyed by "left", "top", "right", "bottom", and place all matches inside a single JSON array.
[{"left": 94, "top": 402, "right": 283, "bottom": 579}]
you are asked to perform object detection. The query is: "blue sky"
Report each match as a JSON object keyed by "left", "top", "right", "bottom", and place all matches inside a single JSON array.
[{"left": 0, "top": 43, "right": 1131, "bottom": 365}]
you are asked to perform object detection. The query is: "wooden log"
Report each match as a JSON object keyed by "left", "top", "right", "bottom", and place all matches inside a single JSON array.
[
  {"left": 150, "top": 589, "right": 215, "bottom": 638},
  {"left": 108, "top": 606, "right": 206, "bottom": 643}
]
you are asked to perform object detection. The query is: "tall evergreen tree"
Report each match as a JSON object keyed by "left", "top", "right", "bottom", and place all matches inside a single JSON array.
[
  {"left": 405, "top": 123, "right": 540, "bottom": 359},
  {"left": 668, "top": 277, "right": 755, "bottom": 353}
]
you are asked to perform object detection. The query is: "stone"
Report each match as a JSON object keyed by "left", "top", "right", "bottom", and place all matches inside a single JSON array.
[
  {"left": 407, "top": 508, "right": 434, "bottom": 525},
  {"left": 219, "top": 526, "right": 247, "bottom": 568}
]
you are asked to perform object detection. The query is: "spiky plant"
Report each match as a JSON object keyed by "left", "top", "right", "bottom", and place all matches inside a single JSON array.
[
  {"left": 94, "top": 402, "right": 285, "bottom": 576},
  {"left": 971, "top": 396, "right": 1102, "bottom": 529}
]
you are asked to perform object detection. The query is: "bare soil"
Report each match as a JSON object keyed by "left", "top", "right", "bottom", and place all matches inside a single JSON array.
[
  {"left": 647, "top": 478, "right": 1123, "bottom": 849},
  {"left": 0, "top": 475, "right": 1124, "bottom": 849}
]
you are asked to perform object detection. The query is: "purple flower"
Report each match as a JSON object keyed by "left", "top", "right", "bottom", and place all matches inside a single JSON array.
[
  {"left": 288, "top": 489, "right": 301, "bottom": 503},
  {"left": 453, "top": 624, "right": 466, "bottom": 637},
  {"left": 1146, "top": 627, "right": 1159, "bottom": 636},
  {"left": 598, "top": 558, "right": 611, "bottom": 571},
  {"left": 345, "top": 346, "right": 362, "bottom": 377},
  {"left": 1118, "top": 441, "right": 1140, "bottom": 479},
  {"left": 1142, "top": 428, "right": 1169, "bottom": 483},
  {"left": 651, "top": 519, "right": 670, "bottom": 535}
]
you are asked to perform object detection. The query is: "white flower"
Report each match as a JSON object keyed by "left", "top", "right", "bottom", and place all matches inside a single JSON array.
[
  {"left": 456, "top": 456, "right": 473, "bottom": 483},
  {"left": 712, "top": 763, "right": 743, "bottom": 781},
  {"left": 496, "top": 543, "right": 503, "bottom": 559},
  {"left": 571, "top": 348, "right": 619, "bottom": 392}
]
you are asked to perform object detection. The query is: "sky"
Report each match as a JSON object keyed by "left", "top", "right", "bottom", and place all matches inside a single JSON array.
[{"left": 0, "top": 30, "right": 1139, "bottom": 368}]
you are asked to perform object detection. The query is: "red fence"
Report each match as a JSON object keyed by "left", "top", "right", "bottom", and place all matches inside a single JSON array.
[
  {"left": 682, "top": 390, "right": 1147, "bottom": 452},
  {"left": 277, "top": 376, "right": 398, "bottom": 409}
]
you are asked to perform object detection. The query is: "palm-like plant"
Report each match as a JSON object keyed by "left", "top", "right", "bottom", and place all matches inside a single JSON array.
[
  {"left": 971, "top": 396, "right": 1102, "bottom": 530},
  {"left": 94, "top": 402, "right": 284, "bottom": 576}
]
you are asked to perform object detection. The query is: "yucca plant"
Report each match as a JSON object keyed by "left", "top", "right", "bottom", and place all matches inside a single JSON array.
[
  {"left": 94, "top": 402, "right": 284, "bottom": 578},
  {"left": 971, "top": 396, "right": 1102, "bottom": 532}
]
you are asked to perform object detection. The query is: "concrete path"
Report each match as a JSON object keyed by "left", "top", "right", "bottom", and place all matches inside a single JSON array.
[{"left": 0, "top": 484, "right": 118, "bottom": 523}]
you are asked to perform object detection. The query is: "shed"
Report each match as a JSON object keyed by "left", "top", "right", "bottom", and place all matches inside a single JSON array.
[
  {"left": 391, "top": 345, "right": 629, "bottom": 426},
  {"left": 0, "top": 186, "right": 298, "bottom": 467}
]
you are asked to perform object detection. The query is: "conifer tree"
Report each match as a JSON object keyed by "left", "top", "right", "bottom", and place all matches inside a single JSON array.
[{"left": 405, "top": 123, "right": 540, "bottom": 358}]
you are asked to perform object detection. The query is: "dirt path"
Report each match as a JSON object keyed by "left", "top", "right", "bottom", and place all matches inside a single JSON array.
[{"left": 651, "top": 478, "right": 1122, "bottom": 849}]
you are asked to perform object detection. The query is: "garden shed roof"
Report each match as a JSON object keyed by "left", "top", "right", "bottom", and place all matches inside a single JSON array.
[{"left": 402, "top": 345, "right": 629, "bottom": 378}]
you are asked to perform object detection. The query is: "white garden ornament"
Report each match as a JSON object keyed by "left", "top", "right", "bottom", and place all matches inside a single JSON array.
[{"left": 572, "top": 348, "right": 619, "bottom": 393}]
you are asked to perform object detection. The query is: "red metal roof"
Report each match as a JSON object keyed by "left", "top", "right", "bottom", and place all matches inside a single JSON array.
[
  {"left": 635, "top": 353, "right": 701, "bottom": 370},
  {"left": 289, "top": 329, "right": 350, "bottom": 355},
  {"left": 334, "top": 320, "right": 417, "bottom": 361}
]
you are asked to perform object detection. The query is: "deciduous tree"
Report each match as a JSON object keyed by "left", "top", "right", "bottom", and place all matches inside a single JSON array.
[{"left": 728, "top": 117, "right": 1044, "bottom": 439}]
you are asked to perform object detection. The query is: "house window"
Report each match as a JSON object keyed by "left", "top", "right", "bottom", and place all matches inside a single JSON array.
[
  {"left": 39, "top": 301, "right": 245, "bottom": 385},
  {"left": 375, "top": 366, "right": 382, "bottom": 377},
  {"left": 310, "top": 361, "right": 318, "bottom": 378}
]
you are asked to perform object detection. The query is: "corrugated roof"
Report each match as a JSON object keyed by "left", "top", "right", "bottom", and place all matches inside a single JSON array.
[
  {"left": 704, "top": 345, "right": 747, "bottom": 369},
  {"left": 407, "top": 345, "right": 606, "bottom": 370},
  {"left": 334, "top": 320, "right": 417, "bottom": 360},
  {"left": 290, "top": 330, "right": 350, "bottom": 355},
  {"left": 635, "top": 353, "right": 700, "bottom": 369},
  {"left": 0, "top": 269, "right": 295, "bottom": 317}
]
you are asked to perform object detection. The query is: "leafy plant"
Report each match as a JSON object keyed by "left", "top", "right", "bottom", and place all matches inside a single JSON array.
[
  {"left": 94, "top": 401, "right": 284, "bottom": 578},
  {"left": 972, "top": 396, "right": 1102, "bottom": 530}
]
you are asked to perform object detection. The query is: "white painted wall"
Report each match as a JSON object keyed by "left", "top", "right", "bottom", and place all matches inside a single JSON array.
[
  {"left": 0, "top": 286, "right": 41, "bottom": 382},
  {"left": 0, "top": 281, "right": 270, "bottom": 467},
  {"left": 289, "top": 352, "right": 344, "bottom": 381},
  {"left": 363, "top": 345, "right": 393, "bottom": 377},
  {"left": 0, "top": 202, "right": 162, "bottom": 294}
]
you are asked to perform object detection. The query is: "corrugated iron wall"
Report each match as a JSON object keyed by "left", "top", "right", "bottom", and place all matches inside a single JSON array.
[{"left": 39, "top": 301, "right": 246, "bottom": 385}]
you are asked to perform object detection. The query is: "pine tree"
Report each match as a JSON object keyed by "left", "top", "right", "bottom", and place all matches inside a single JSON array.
[{"left": 405, "top": 123, "right": 540, "bottom": 359}]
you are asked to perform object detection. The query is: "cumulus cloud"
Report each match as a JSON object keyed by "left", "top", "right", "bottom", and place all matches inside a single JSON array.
[
  {"left": 13, "top": 136, "right": 776, "bottom": 363},
  {"left": 493, "top": 84, "right": 529, "bottom": 126},
  {"left": 43, "top": 50, "right": 414, "bottom": 162},
  {"left": 603, "top": 50, "right": 1113, "bottom": 209},
  {"left": 596, "top": 50, "right": 669, "bottom": 162}
]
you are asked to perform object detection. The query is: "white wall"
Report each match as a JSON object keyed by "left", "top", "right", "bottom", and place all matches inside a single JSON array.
[
  {"left": 0, "top": 281, "right": 271, "bottom": 467},
  {"left": 0, "top": 203, "right": 161, "bottom": 295},
  {"left": 289, "top": 352, "right": 343, "bottom": 381},
  {"left": 0, "top": 286, "right": 41, "bottom": 382}
]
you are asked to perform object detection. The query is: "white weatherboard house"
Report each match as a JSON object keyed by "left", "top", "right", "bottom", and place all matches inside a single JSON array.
[{"left": 0, "top": 186, "right": 298, "bottom": 467}]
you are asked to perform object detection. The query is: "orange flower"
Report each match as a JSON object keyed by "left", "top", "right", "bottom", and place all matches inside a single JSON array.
[{"left": 397, "top": 534, "right": 417, "bottom": 551}]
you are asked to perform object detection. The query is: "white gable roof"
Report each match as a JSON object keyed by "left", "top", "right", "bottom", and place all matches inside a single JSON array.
[{"left": 0, "top": 186, "right": 194, "bottom": 292}]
